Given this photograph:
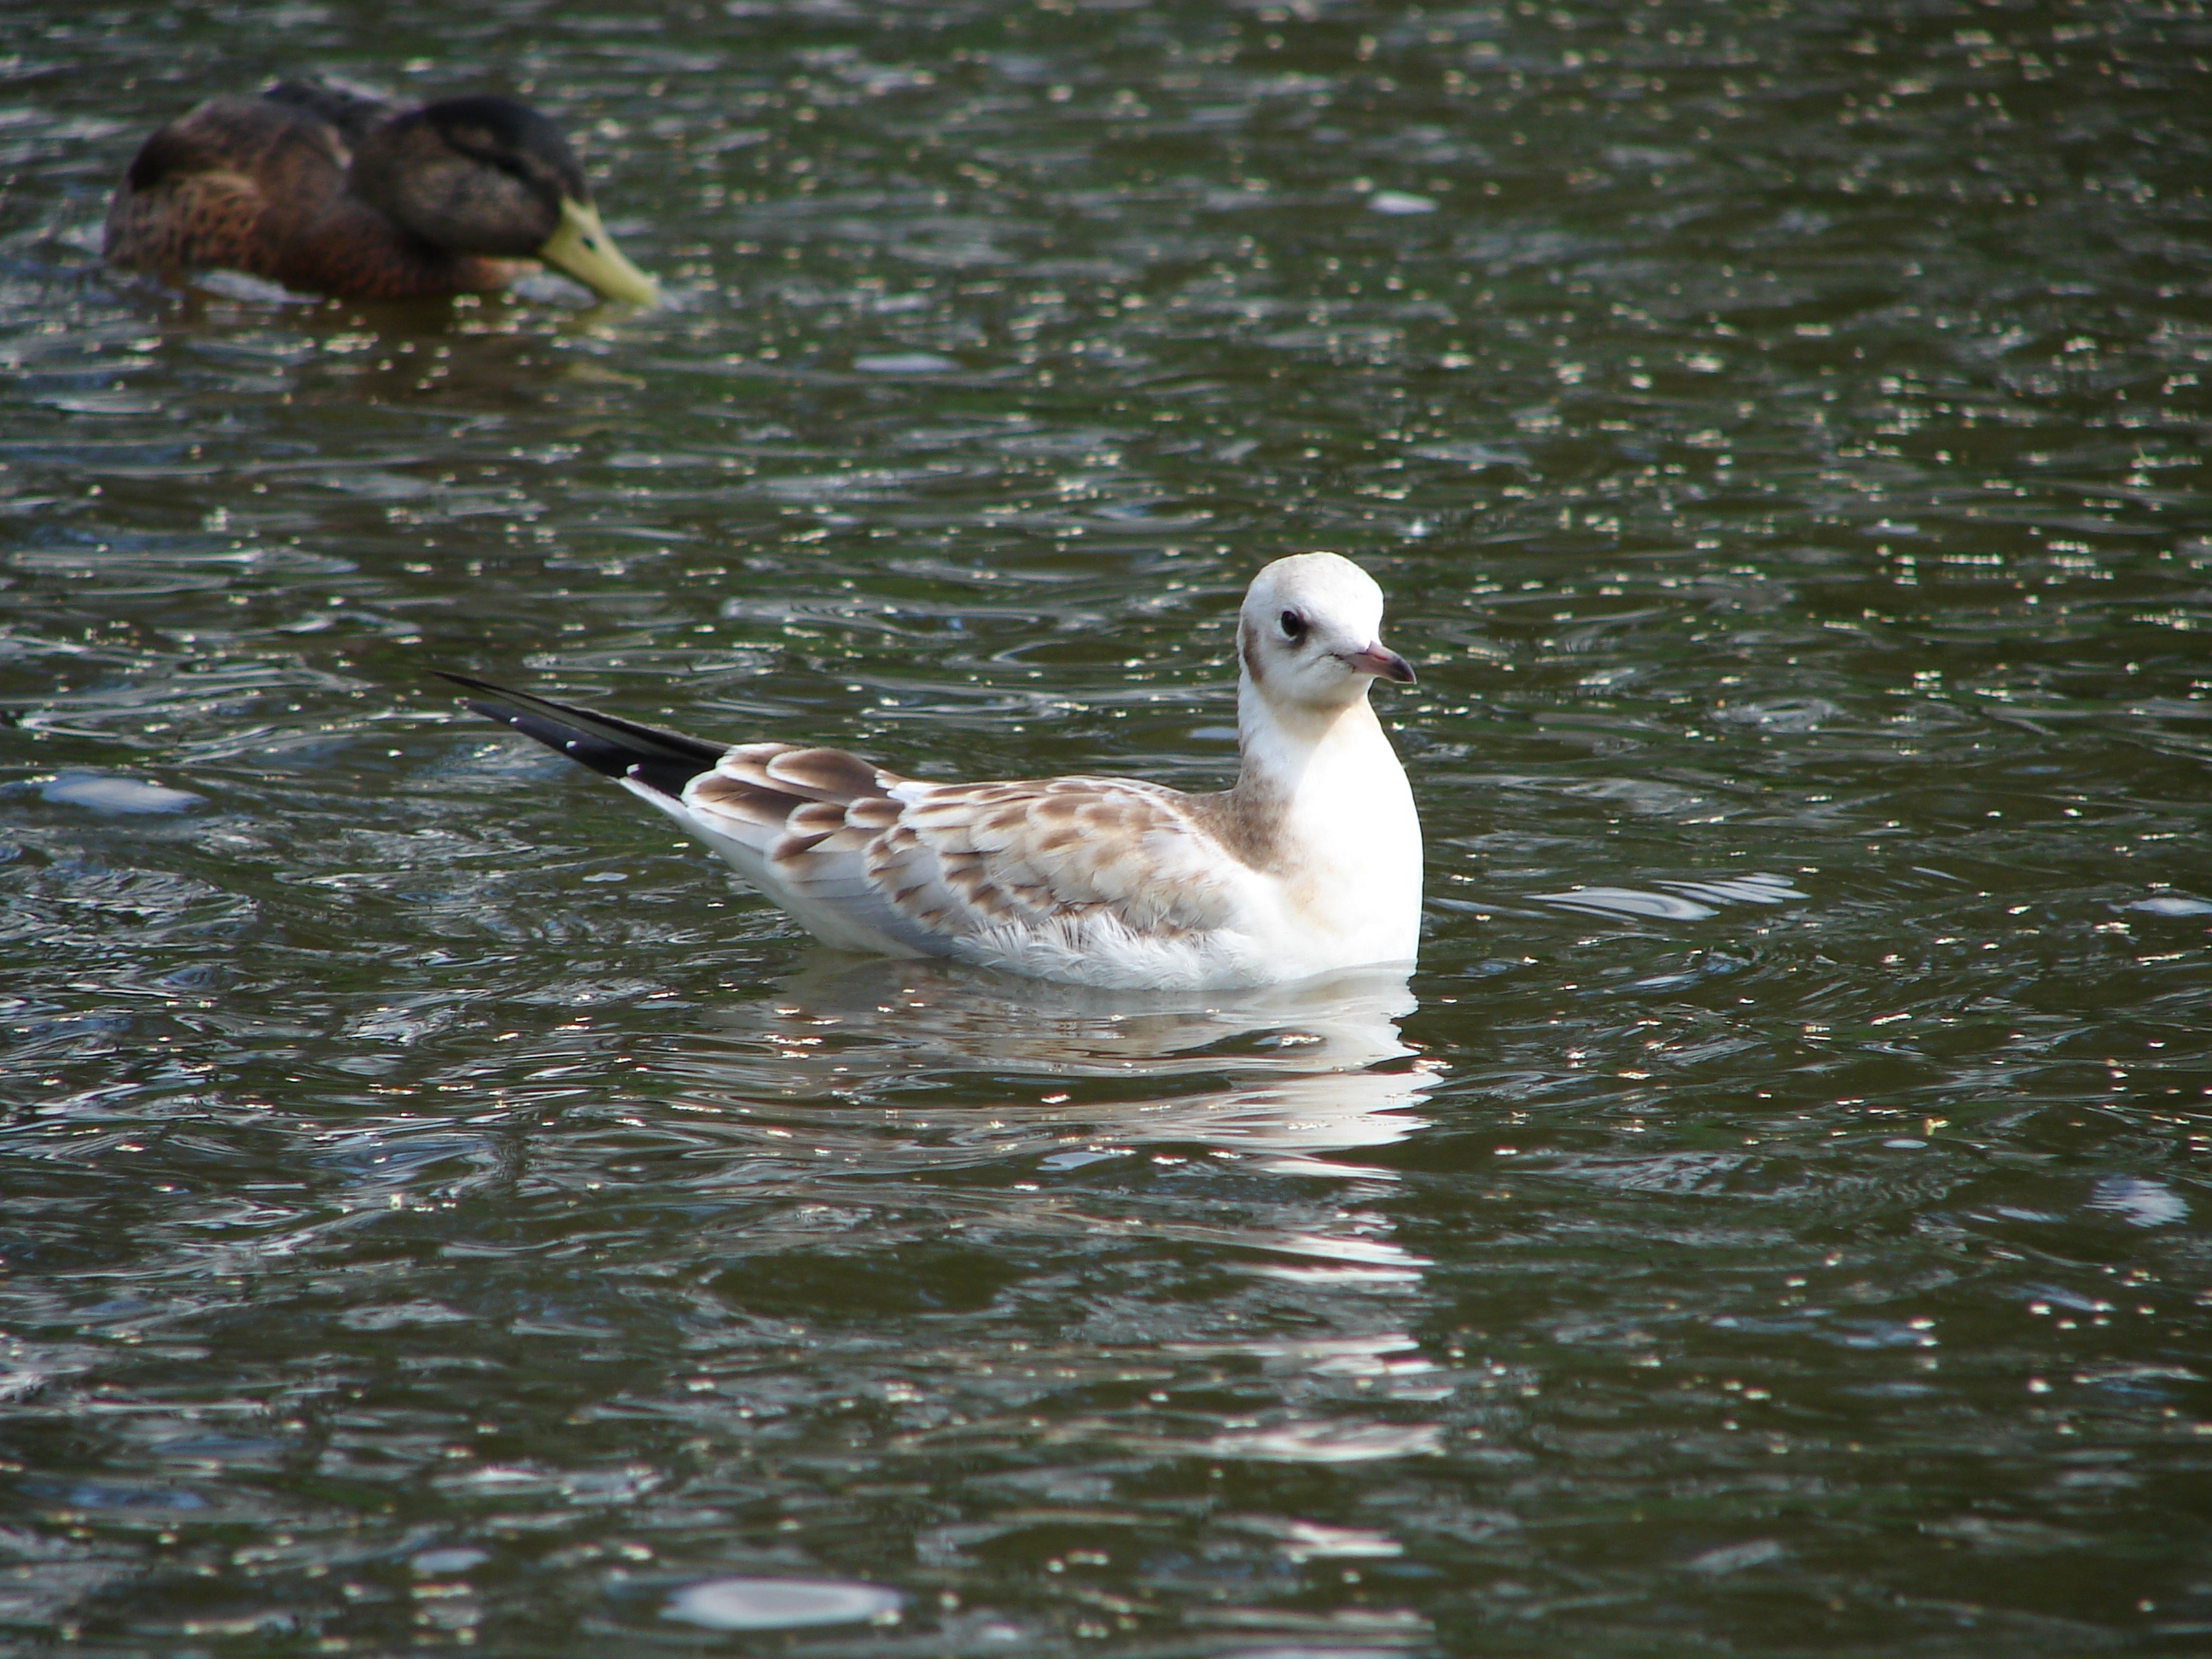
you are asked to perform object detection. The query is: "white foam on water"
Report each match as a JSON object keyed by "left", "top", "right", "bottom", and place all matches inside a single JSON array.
[
  {"left": 2127, "top": 894, "right": 2212, "bottom": 917},
  {"left": 41, "top": 773, "right": 205, "bottom": 814},
  {"left": 662, "top": 1577, "right": 902, "bottom": 1631},
  {"left": 2087, "top": 1176, "right": 2187, "bottom": 1228},
  {"left": 855, "top": 352, "right": 957, "bottom": 374}
]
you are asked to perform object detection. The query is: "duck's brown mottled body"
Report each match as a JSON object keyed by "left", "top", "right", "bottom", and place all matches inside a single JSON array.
[
  {"left": 105, "top": 88, "right": 522, "bottom": 300},
  {"left": 103, "top": 81, "right": 658, "bottom": 306}
]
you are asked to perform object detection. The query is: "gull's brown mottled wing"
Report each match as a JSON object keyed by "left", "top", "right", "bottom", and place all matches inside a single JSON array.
[
  {"left": 684, "top": 754, "right": 1244, "bottom": 958},
  {"left": 875, "top": 778, "right": 1241, "bottom": 940}
]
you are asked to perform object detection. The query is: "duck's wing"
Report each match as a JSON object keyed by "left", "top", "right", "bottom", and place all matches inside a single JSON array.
[
  {"left": 442, "top": 674, "right": 1252, "bottom": 964},
  {"left": 104, "top": 94, "right": 350, "bottom": 276}
]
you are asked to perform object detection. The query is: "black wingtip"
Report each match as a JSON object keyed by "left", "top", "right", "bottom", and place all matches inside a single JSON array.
[{"left": 435, "top": 670, "right": 727, "bottom": 799}]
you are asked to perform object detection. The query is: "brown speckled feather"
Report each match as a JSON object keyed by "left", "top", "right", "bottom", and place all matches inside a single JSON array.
[{"left": 679, "top": 742, "right": 1250, "bottom": 965}]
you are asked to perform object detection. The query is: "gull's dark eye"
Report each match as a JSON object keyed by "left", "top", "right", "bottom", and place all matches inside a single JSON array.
[{"left": 1279, "top": 609, "right": 1307, "bottom": 642}]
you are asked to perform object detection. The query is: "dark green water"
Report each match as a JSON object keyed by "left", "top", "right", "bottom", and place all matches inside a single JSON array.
[{"left": 4, "top": 2, "right": 2209, "bottom": 1653}]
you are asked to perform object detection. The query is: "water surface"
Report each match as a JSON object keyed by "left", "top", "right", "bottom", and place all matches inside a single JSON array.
[{"left": 3, "top": 1, "right": 2209, "bottom": 1653}]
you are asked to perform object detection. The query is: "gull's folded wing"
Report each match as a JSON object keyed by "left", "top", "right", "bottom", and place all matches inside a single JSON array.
[{"left": 444, "top": 673, "right": 1254, "bottom": 971}]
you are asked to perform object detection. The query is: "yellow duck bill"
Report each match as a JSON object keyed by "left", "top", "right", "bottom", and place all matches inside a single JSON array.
[{"left": 537, "top": 198, "right": 661, "bottom": 306}]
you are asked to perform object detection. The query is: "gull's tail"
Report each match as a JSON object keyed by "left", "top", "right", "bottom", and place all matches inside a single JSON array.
[{"left": 435, "top": 672, "right": 726, "bottom": 800}]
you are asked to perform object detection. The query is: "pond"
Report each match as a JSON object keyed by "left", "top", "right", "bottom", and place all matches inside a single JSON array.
[{"left": 3, "top": 1, "right": 2208, "bottom": 1653}]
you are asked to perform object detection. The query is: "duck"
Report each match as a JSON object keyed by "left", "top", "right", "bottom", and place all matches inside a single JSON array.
[
  {"left": 440, "top": 553, "right": 1424, "bottom": 990},
  {"left": 104, "top": 79, "right": 660, "bottom": 306}
]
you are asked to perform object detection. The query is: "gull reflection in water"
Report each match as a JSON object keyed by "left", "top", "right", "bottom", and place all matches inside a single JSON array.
[
  {"left": 658, "top": 958, "right": 1451, "bottom": 1481},
  {"left": 661, "top": 956, "right": 1442, "bottom": 1181}
]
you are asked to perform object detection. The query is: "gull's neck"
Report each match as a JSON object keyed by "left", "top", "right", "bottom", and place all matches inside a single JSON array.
[
  {"left": 1225, "top": 671, "right": 1410, "bottom": 868},
  {"left": 1185, "top": 642, "right": 1424, "bottom": 970}
]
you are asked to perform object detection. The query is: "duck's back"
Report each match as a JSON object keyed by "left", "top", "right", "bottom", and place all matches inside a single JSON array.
[
  {"left": 104, "top": 87, "right": 519, "bottom": 300},
  {"left": 105, "top": 95, "right": 349, "bottom": 281},
  {"left": 258, "top": 80, "right": 393, "bottom": 146}
]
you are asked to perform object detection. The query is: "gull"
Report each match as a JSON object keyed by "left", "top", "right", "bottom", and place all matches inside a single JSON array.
[{"left": 441, "top": 552, "right": 1422, "bottom": 989}]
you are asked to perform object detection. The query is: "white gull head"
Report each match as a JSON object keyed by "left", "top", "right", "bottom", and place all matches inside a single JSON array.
[{"left": 1237, "top": 551, "right": 1416, "bottom": 720}]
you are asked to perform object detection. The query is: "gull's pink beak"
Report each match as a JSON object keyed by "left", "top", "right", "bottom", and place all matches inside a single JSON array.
[{"left": 1340, "top": 642, "right": 1417, "bottom": 684}]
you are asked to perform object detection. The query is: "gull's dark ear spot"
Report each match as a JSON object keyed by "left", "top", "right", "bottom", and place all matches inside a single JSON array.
[{"left": 1239, "top": 616, "right": 1266, "bottom": 686}]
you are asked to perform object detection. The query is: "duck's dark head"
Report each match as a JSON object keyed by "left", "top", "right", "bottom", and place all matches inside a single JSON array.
[{"left": 352, "top": 95, "right": 660, "bottom": 305}]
